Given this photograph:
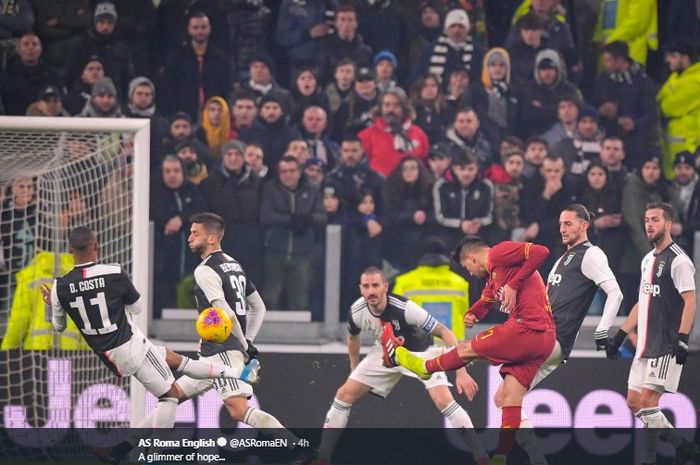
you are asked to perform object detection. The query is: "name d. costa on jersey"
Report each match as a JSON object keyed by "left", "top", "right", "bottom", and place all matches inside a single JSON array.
[{"left": 69, "top": 277, "right": 106, "bottom": 293}]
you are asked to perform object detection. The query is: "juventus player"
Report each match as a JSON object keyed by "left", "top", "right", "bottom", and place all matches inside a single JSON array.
[
  {"left": 41, "top": 226, "right": 247, "bottom": 462},
  {"left": 607, "top": 203, "right": 698, "bottom": 465},
  {"left": 310, "top": 267, "right": 488, "bottom": 465}
]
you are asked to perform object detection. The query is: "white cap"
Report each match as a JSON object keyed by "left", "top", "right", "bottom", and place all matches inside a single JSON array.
[{"left": 444, "top": 9, "right": 470, "bottom": 34}]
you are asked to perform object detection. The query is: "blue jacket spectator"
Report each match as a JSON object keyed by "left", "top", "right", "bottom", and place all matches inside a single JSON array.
[
  {"left": 276, "top": 0, "right": 336, "bottom": 75},
  {"left": 0, "top": 0, "right": 33, "bottom": 41}
]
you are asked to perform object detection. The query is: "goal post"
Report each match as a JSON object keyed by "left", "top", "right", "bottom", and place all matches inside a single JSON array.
[{"left": 0, "top": 116, "right": 151, "bottom": 455}]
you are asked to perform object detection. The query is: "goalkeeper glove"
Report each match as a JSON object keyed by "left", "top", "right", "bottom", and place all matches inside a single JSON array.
[
  {"left": 594, "top": 329, "right": 609, "bottom": 351},
  {"left": 606, "top": 329, "right": 627, "bottom": 359},
  {"left": 674, "top": 333, "right": 689, "bottom": 365},
  {"left": 246, "top": 339, "right": 259, "bottom": 361}
]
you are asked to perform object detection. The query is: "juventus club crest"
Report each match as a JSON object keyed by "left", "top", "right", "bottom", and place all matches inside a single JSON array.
[
  {"left": 564, "top": 252, "right": 576, "bottom": 266},
  {"left": 656, "top": 261, "right": 665, "bottom": 277}
]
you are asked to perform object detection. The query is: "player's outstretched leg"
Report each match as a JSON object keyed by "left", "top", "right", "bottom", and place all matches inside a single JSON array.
[
  {"left": 393, "top": 344, "right": 473, "bottom": 380},
  {"left": 165, "top": 348, "right": 241, "bottom": 380}
]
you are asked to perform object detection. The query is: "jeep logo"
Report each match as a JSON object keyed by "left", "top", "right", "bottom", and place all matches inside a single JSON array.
[
  {"left": 548, "top": 273, "right": 562, "bottom": 285},
  {"left": 643, "top": 284, "right": 661, "bottom": 296}
]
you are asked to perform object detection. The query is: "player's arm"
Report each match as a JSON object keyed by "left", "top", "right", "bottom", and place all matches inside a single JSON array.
[
  {"left": 244, "top": 289, "right": 266, "bottom": 343},
  {"left": 605, "top": 303, "right": 638, "bottom": 359},
  {"left": 118, "top": 270, "right": 144, "bottom": 315},
  {"left": 672, "top": 257, "right": 696, "bottom": 364},
  {"left": 347, "top": 310, "right": 362, "bottom": 371},
  {"left": 49, "top": 282, "right": 67, "bottom": 333},
  {"left": 496, "top": 242, "right": 549, "bottom": 311},
  {"left": 580, "top": 248, "right": 624, "bottom": 350},
  {"left": 193, "top": 266, "right": 248, "bottom": 350},
  {"left": 428, "top": 315, "right": 479, "bottom": 400}
]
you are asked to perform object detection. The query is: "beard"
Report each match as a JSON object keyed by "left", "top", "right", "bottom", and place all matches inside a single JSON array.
[
  {"left": 190, "top": 242, "right": 206, "bottom": 256},
  {"left": 647, "top": 229, "right": 665, "bottom": 245},
  {"left": 383, "top": 112, "right": 401, "bottom": 127}
]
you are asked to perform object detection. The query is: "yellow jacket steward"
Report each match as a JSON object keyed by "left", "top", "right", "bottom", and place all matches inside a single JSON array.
[
  {"left": 594, "top": 0, "right": 658, "bottom": 65},
  {"left": 393, "top": 263, "right": 470, "bottom": 340},
  {"left": 1, "top": 251, "right": 87, "bottom": 350},
  {"left": 658, "top": 61, "right": 700, "bottom": 177}
]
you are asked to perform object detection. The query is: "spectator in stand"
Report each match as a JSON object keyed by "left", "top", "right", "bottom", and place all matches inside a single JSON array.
[
  {"left": 507, "top": 0, "right": 580, "bottom": 80},
  {"left": 317, "top": 4, "right": 373, "bottom": 85},
  {"left": 304, "top": 158, "right": 327, "bottom": 188},
  {"left": 288, "top": 67, "right": 330, "bottom": 125},
  {"left": 175, "top": 140, "right": 209, "bottom": 185},
  {"left": 332, "top": 66, "right": 378, "bottom": 140},
  {"left": 542, "top": 94, "right": 579, "bottom": 148},
  {"left": 594, "top": 41, "right": 657, "bottom": 172},
  {"left": 241, "top": 52, "right": 290, "bottom": 105},
  {"left": 286, "top": 139, "right": 312, "bottom": 165},
  {"left": 359, "top": 87, "right": 429, "bottom": 177},
  {"left": 112, "top": 0, "right": 156, "bottom": 77},
  {"left": 427, "top": 141, "right": 453, "bottom": 182},
  {"left": 669, "top": 151, "right": 699, "bottom": 250},
  {"left": 0, "top": 33, "right": 60, "bottom": 115},
  {"left": 199, "top": 139, "right": 264, "bottom": 286},
  {"left": 300, "top": 106, "right": 340, "bottom": 172},
  {"left": 414, "top": 8, "right": 483, "bottom": 87},
  {"left": 409, "top": 73, "right": 451, "bottom": 145},
  {"left": 507, "top": 12, "right": 548, "bottom": 86},
  {"left": 0, "top": 0, "right": 33, "bottom": 68},
  {"left": 260, "top": 155, "right": 326, "bottom": 310},
  {"left": 123, "top": 77, "right": 169, "bottom": 166},
  {"left": 593, "top": 0, "right": 658, "bottom": 67},
  {"left": 329, "top": 134, "right": 384, "bottom": 214},
  {"left": 25, "top": 84, "right": 69, "bottom": 116},
  {"left": 444, "top": 106, "right": 493, "bottom": 172},
  {"left": 161, "top": 12, "right": 229, "bottom": 120},
  {"left": 78, "top": 76, "right": 122, "bottom": 117},
  {"left": 658, "top": 42, "right": 700, "bottom": 178},
  {"left": 325, "top": 58, "right": 355, "bottom": 117},
  {"left": 150, "top": 155, "right": 206, "bottom": 316},
  {"left": 521, "top": 49, "right": 580, "bottom": 138},
  {"left": 240, "top": 92, "right": 301, "bottom": 171},
  {"left": 245, "top": 142, "right": 272, "bottom": 182},
  {"left": 667, "top": 0, "right": 699, "bottom": 51},
  {"left": 488, "top": 146, "right": 526, "bottom": 242},
  {"left": 31, "top": 0, "right": 91, "bottom": 67},
  {"left": 159, "top": 112, "right": 209, "bottom": 171},
  {"left": 66, "top": 2, "right": 134, "bottom": 97},
  {"left": 433, "top": 149, "right": 493, "bottom": 248},
  {"left": 63, "top": 55, "right": 103, "bottom": 115},
  {"left": 576, "top": 161, "right": 625, "bottom": 275},
  {"left": 374, "top": 50, "right": 398, "bottom": 95},
  {"left": 357, "top": 0, "right": 411, "bottom": 84},
  {"left": 276, "top": 0, "right": 335, "bottom": 79},
  {"left": 384, "top": 156, "right": 434, "bottom": 272},
  {"left": 521, "top": 153, "right": 576, "bottom": 271},
  {"left": 408, "top": 1, "right": 442, "bottom": 72},
  {"left": 195, "top": 96, "right": 234, "bottom": 160},
  {"left": 447, "top": 67, "right": 471, "bottom": 111},
  {"left": 523, "top": 136, "right": 548, "bottom": 179},
  {"left": 553, "top": 104, "right": 603, "bottom": 179},
  {"left": 599, "top": 135, "right": 629, "bottom": 186},
  {"left": 230, "top": 90, "right": 258, "bottom": 139},
  {"left": 351, "top": 187, "right": 385, "bottom": 269},
  {"left": 470, "top": 47, "right": 521, "bottom": 145},
  {"left": 221, "top": 0, "right": 271, "bottom": 82}
]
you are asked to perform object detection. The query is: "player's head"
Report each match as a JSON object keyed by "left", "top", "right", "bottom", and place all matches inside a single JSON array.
[
  {"left": 188, "top": 212, "right": 225, "bottom": 256},
  {"left": 451, "top": 235, "right": 489, "bottom": 278},
  {"left": 69, "top": 226, "right": 98, "bottom": 259},
  {"left": 645, "top": 202, "right": 675, "bottom": 245},
  {"left": 359, "top": 267, "right": 388, "bottom": 309},
  {"left": 559, "top": 204, "right": 592, "bottom": 247}
]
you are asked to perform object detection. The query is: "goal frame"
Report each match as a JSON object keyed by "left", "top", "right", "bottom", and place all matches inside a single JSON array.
[{"left": 0, "top": 116, "right": 150, "bottom": 427}]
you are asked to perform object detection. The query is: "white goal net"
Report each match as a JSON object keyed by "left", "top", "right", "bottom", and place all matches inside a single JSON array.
[{"left": 0, "top": 117, "right": 150, "bottom": 461}]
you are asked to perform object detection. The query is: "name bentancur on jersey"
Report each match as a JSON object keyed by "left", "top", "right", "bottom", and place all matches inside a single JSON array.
[{"left": 68, "top": 277, "right": 106, "bottom": 293}]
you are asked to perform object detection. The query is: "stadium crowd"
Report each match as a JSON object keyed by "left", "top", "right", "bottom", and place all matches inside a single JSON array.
[{"left": 0, "top": 0, "right": 698, "bottom": 323}]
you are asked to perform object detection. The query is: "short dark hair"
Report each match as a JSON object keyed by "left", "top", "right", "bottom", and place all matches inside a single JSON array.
[
  {"left": 602, "top": 135, "right": 624, "bottom": 146},
  {"left": 336, "top": 4, "right": 357, "bottom": 16},
  {"left": 451, "top": 235, "right": 487, "bottom": 264},
  {"left": 188, "top": 11, "right": 208, "bottom": 21},
  {"left": 602, "top": 41, "right": 630, "bottom": 61},
  {"left": 453, "top": 148, "right": 478, "bottom": 167},
  {"left": 563, "top": 203, "right": 594, "bottom": 222},
  {"left": 341, "top": 134, "right": 362, "bottom": 144},
  {"left": 518, "top": 12, "right": 546, "bottom": 31},
  {"left": 279, "top": 155, "right": 301, "bottom": 168},
  {"left": 335, "top": 58, "right": 357, "bottom": 71},
  {"left": 69, "top": 226, "right": 97, "bottom": 252},
  {"left": 526, "top": 136, "right": 549, "bottom": 149},
  {"left": 646, "top": 202, "right": 675, "bottom": 221},
  {"left": 543, "top": 153, "right": 563, "bottom": 164},
  {"left": 558, "top": 95, "right": 580, "bottom": 108},
  {"left": 455, "top": 106, "right": 477, "bottom": 119},
  {"left": 231, "top": 90, "right": 257, "bottom": 106},
  {"left": 361, "top": 266, "right": 385, "bottom": 281},
  {"left": 190, "top": 212, "right": 225, "bottom": 237}
]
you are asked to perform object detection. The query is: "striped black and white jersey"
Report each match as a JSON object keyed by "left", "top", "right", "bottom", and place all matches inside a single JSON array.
[
  {"left": 547, "top": 241, "right": 616, "bottom": 357},
  {"left": 347, "top": 293, "right": 437, "bottom": 352},
  {"left": 52, "top": 262, "right": 144, "bottom": 375},
  {"left": 194, "top": 250, "right": 256, "bottom": 357},
  {"left": 637, "top": 243, "right": 695, "bottom": 359}
]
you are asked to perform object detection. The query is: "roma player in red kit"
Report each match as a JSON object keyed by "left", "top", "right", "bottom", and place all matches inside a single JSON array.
[{"left": 384, "top": 236, "right": 556, "bottom": 464}]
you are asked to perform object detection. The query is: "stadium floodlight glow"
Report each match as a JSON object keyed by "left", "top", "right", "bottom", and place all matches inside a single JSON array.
[{"left": 0, "top": 117, "right": 150, "bottom": 447}]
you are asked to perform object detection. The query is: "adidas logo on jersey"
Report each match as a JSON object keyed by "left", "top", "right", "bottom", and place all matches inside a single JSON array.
[
  {"left": 548, "top": 273, "right": 562, "bottom": 285},
  {"left": 643, "top": 283, "right": 661, "bottom": 296}
]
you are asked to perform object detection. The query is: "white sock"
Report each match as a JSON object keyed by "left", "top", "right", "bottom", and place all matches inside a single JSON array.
[
  {"left": 151, "top": 397, "right": 178, "bottom": 428},
  {"left": 441, "top": 401, "right": 487, "bottom": 460},
  {"left": 243, "top": 407, "right": 300, "bottom": 449},
  {"left": 318, "top": 398, "right": 352, "bottom": 460},
  {"left": 637, "top": 407, "right": 683, "bottom": 449},
  {"left": 176, "top": 356, "right": 238, "bottom": 379},
  {"left": 496, "top": 406, "right": 548, "bottom": 465}
]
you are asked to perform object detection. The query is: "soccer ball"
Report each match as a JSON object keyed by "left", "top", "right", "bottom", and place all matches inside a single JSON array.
[{"left": 196, "top": 307, "right": 233, "bottom": 343}]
